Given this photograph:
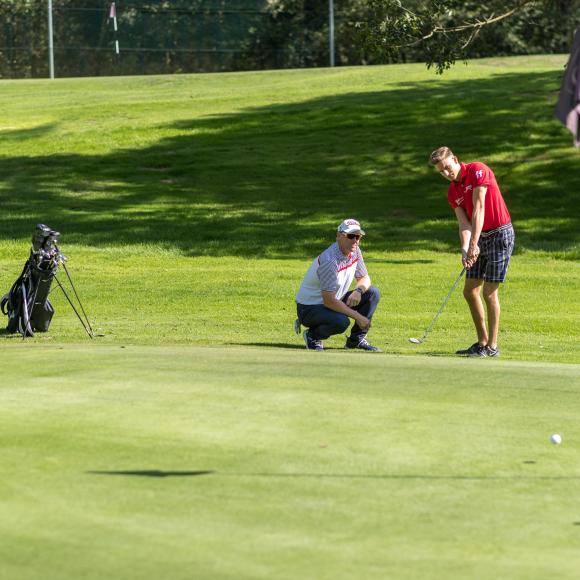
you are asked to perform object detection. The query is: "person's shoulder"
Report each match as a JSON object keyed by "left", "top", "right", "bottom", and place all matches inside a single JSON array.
[
  {"left": 318, "top": 242, "right": 340, "bottom": 265},
  {"left": 466, "top": 161, "right": 494, "bottom": 184},
  {"left": 467, "top": 161, "right": 491, "bottom": 173}
]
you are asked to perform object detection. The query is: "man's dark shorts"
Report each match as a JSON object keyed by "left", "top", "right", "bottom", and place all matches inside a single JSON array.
[{"left": 467, "top": 223, "right": 515, "bottom": 283}]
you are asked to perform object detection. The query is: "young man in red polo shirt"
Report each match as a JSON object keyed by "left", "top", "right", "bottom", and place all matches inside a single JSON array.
[{"left": 429, "top": 146, "right": 515, "bottom": 357}]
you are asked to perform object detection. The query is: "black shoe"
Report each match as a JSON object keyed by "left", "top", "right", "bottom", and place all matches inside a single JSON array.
[
  {"left": 456, "top": 342, "right": 486, "bottom": 356},
  {"left": 303, "top": 330, "right": 324, "bottom": 351},
  {"left": 468, "top": 344, "right": 488, "bottom": 358},
  {"left": 345, "top": 337, "right": 380, "bottom": 352},
  {"left": 485, "top": 345, "right": 500, "bottom": 357}
]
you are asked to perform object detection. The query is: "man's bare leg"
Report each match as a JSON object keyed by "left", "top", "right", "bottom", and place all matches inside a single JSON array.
[
  {"left": 482, "top": 281, "right": 501, "bottom": 349},
  {"left": 463, "top": 278, "right": 488, "bottom": 345}
]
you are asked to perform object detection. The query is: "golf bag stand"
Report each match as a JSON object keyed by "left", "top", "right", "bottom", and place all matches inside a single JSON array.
[{"left": 1, "top": 224, "right": 94, "bottom": 338}]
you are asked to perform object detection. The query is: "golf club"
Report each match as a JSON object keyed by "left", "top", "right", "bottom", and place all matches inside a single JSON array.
[{"left": 409, "top": 267, "right": 466, "bottom": 344}]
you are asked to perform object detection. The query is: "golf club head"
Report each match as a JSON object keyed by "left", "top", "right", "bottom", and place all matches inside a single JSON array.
[{"left": 408, "top": 337, "right": 423, "bottom": 344}]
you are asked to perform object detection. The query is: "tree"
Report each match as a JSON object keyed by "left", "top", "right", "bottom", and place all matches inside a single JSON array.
[
  {"left": 356, "top": 0, "right": 580, "bottom": 73},
  {"left": 235, "top": 0, "right": 378, "bottom": 70}
]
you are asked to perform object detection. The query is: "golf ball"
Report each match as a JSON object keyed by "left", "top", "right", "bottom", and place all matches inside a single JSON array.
[{"left": 550, "top": 433, "right": 562, "bottom": 445}]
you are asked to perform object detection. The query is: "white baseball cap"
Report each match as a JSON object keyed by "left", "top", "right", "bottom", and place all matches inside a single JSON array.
[{"left": 337, "top": 218, "right": 365, "bottom": 236}]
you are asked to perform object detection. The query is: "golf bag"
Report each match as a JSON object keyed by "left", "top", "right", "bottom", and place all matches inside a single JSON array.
[{"left": 1, "top": 224, "right": 60, "bottom": 337}]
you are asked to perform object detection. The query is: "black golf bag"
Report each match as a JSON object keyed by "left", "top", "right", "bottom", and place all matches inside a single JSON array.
[{"left": 1, "top": 224, "right": 60, "bottom": 337}]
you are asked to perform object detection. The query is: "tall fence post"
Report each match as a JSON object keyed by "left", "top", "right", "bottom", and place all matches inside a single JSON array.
[
  {"left": 329, "top": 0, "right": 335, "bottom": 67},
  {"left": 48, "top": 0, "right": 55, "bottom": 78}
]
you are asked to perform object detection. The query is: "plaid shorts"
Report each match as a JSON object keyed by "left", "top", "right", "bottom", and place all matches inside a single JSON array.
[{"left": 467, "top": 223, "right": 515, "bottom": 283}]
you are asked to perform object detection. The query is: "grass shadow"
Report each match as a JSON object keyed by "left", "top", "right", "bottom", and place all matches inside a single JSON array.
[
  {"left": 87, "top": 469, "right": 580, "bottom": 481},
  {"left": 234, "top": 342, "right": 308, "bottom": 350},
  {"left": 237, "top": 472, "right": 580, "bottom": 481},
  {"left": 0, "top": 70, "right": 577, "bottom": 258},
  {"left": 87, "top": 470, "right": 214, "bottom": 478}
]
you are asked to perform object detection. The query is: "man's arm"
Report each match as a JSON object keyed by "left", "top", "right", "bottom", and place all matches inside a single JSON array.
[
  {"left": 345, "top": 274, "right": 371, "bottom": 307},
  {"left": 321, "top": 289, "right": 371, "bottom": 331},
  {"left": 454, "top": 207, "right": 472, "bottom": 268},
  {"left": 466, "top": 185, "right": 487, "bottom": 265}
]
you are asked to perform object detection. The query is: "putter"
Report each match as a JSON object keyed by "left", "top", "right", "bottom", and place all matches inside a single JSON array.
[{"left": 409, "top": 267, "right": 466, "bottom": 344}]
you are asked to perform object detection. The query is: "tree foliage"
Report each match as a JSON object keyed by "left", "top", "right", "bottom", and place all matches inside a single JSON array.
[
  {"left": 357, "top": 0, "right": 580, "bottom": 73},
  {"left": 235, "top": 0, "right": 376, "bottom": 70},
  {"left": 1, "top": 0, "right": 579, "bottom": 78}
]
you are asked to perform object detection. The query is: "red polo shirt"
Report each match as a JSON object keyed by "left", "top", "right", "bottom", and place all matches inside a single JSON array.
[{"left": 447, "top": 162, "right": 511, "bottom": 230}]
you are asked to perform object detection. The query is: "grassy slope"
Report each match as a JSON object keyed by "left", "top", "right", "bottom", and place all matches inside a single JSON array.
[
  {"left": 1, "top": 56, "right": 578, "bottom": 258},
  {"left": 0, "top": 346, "right": 579, "bottom": 580},
  {"left": 0, "top": 55, "right": 578, "bottom": 361},
  {"left": 0, "top": 58, "right": 579, "bottom": 579}
]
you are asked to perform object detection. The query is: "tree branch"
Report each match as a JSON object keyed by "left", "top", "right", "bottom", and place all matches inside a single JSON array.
[{"left": 394, "top": 0, "right": 539, "bottom": 49}]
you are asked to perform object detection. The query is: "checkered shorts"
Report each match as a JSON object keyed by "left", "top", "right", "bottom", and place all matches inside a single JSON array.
[{"left": 467, "top": 223, "right": 515, "bottom": 283}]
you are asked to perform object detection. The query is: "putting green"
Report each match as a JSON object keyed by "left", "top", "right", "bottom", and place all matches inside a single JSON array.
[{"left": 1, "top": 345, "right": 578, "bottom": 579}]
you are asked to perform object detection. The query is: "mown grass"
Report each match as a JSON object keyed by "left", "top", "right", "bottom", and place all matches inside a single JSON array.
[
  {"left": 0, "top": 55, "right": 578, "bottom": 361},
  {"left": 0, "top": 246, "right": 576, "bottom": 362},
  {"left": 1, "top": 346, "right": 579, "bottom": 580},
  {"left": 0, "top": 55, "right": 578, "bottom": 258},
  {"left": 0, "top": 57, "right": 579, "bottom": 579}
]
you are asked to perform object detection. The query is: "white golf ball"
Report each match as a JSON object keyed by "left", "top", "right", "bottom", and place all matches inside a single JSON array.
[{"left": 550, "top": 433, "right": 562, "bottom": 445}]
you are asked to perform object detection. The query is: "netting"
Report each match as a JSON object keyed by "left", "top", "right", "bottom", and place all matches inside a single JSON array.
[{"left": 0, "top": 0, "right": 348, "bottom": 78}]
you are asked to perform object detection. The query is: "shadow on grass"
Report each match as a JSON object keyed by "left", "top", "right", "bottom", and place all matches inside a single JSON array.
[
  {"left": 87, "top": 470, "right": 214, "bottom": 478},
  {"left": 232, "top": 342, "right": 375, "bottom": 351},
  {"left": 413, "top": 351, "right": 457, "bottom": 357},
  {"left": 241, "top": 473, "right": 580, "bottom": 480},
  {"left": 368, "top": 258, "right": 436, "bottom": 264},
  {"left": 87, "top": 470, "right": 580, "bottom": 481},
  {"left": 1, "top": 70, "right": 578, "bottom": 258},
  {"left": 0, "top": 328, "right": 25, "bottom": 339},
  {"left": 235, "top": 342, "right": 307, "bottom": 349},
  {"left": 238, "top": 472, "right": 580, "bottom": 480},
  {"left": 0, "top": 123, "right": 58, "bottom": 142}
]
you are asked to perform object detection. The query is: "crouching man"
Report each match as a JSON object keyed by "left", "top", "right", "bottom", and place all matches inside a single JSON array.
[{"left": 294, "top": 219, "right": 381, "bottom": 352}]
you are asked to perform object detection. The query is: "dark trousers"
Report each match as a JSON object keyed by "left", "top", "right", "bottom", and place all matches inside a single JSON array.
[{"left": 297, "top": 286, "right": 381, "bottom": 341}]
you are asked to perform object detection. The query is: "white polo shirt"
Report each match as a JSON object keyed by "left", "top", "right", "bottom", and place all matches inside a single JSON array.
[{"left": 295, "top": 242, "right": 368, "bottom": 305}]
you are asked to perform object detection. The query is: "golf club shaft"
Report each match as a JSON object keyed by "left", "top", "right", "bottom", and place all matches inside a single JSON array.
[
  {"left": 420, "top": 267, "right": 466, "bottom": 340},
  {"left": 54, "top": 275, "right": 94, "bottom": 338},
  {"left": 60, "top": 260, "right": 94, "bottom": 333}
]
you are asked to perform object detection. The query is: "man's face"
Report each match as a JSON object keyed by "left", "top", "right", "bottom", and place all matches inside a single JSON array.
[
  {"left": 337, "top": 232, "right": 362, "bottom": 255},
  {"left": 434, "top": 155, "right": 461, "bottom": 182}
]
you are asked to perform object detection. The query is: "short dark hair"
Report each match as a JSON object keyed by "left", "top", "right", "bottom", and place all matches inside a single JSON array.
[{"left": 429, "top": 146, "right": 455, "bottom": 165}]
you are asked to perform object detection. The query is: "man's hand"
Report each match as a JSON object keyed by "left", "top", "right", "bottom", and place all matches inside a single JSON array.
[
  {"left": 466, "top": 243, "right": 480, "bottom": 268},
  {"left": 356, "top": 314, "right": 371, "bottom": 331},
  {"left": 462, "top": 247, "right": 479, "bottom": 269},
  {"left": 346, "top": 289, "right": 362, "bottom": 307},
  {"left": 461, "top": 249, "right": 470, "bottom": 269},
  {"left": 322, "top": 286, "right": 370, "bottom": 329}
]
